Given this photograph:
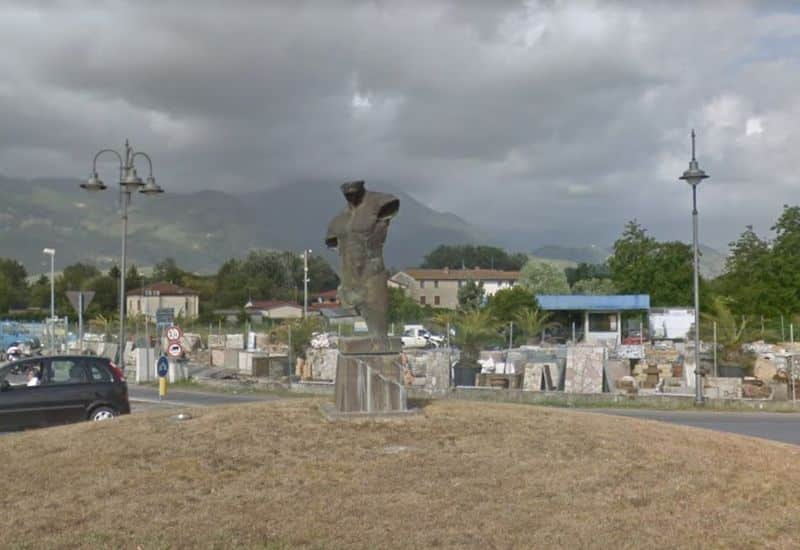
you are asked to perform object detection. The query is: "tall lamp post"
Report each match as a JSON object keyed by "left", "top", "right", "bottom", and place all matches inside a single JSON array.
[
  {"left": 81, "top": 140, "right": 164, "bottom": 370},
  {"left": 303, "top": 249, "right": 312, "bottom": 318},
  {"left": 42, "top": 248, "right": 55, "bottom": 353},
  {"left": 679, "top": 130, "right": 709, "bottom": 405}
]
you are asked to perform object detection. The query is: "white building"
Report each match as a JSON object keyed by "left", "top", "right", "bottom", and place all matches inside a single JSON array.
[{"left": 126, "top": 281, "right": 200, "bottom": 321}]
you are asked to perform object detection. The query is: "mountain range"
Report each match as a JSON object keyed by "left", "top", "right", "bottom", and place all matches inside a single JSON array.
[{"left": 0, "top": 175, "right": 727, "bottom": 278}]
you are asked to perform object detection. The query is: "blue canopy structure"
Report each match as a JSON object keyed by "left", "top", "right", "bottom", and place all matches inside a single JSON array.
[{"left": 536, "top": 295, "right": 650, "bottom": 311}]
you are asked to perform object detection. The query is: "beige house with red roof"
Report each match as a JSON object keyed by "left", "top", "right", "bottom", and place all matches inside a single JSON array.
[
  {"left": 126, "top": 281, "right": 200, "bottom": 320},
  {"left": 389, "top": 268, "right": 520, "bottom": 310}
]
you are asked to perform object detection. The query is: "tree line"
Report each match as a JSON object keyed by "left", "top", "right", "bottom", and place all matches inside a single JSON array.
[{"left": 0, "top": 252, "right": 340, "bottom": 323}]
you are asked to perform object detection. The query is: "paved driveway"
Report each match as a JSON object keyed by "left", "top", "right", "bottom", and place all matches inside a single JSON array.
[{"left": 591, "top": 408, "right": 800, "bottom": 446}]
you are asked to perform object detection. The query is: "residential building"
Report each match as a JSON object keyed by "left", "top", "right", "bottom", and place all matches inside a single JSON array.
[
  {"left": 390, "top": 268, "right": 521, "bottom": 309},
  {"left": 126, "top": 281, "right": 200, "bottom": 321},
  {"left": 244, "top": 300, "right": 303, "bottom": 323}
]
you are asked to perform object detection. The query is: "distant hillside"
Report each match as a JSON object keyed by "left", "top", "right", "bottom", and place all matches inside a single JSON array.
[
  {"left": 532, "top": 245, "right": 609, "bottom": 265},
  {"left": 531, "top": 244, "right": 726, "bottom": 279},
  {"left": 0, "top": 176, "right": 487, "bottom": 275}
]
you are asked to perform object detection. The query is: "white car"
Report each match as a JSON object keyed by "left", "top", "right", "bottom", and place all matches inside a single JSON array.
[{"left": 401, "top": 325, "right": 444, "bottom": 349}]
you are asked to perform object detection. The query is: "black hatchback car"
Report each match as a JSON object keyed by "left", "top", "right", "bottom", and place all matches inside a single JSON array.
[{"left": 0, "top": 355, "right": 130, "bottom": 431}]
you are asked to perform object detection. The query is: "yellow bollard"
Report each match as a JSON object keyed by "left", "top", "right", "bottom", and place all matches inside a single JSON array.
[{"left": 159, "top": 376, "right": 168, "bottom": 400}]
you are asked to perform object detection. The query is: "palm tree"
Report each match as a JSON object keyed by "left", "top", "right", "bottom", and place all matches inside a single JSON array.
[
  {"left": 453, "top": 309, "right": 499, "bottom": 367},
  {"left": 514, "top": 307, "right": 553, "bottom": 345}
]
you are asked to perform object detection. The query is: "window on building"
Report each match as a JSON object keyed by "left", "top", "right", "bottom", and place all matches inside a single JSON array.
[
  {"left": 458, "top": 281, "right": 463, "bottom": 288},
  {"left": 420, "top": 296, "right": 426, "bottom": 305},
  {"left": 434, "top": 296, "right": 440, "bottom": 306},
  {"left": 434, "top": 280, "right": 439, "bottom": 288},
  {"left": 420, "top": 280, "right": 426, "bottom": 289},
  {"left": 588, "top": 313, "right": 617, "bottom": 332}
]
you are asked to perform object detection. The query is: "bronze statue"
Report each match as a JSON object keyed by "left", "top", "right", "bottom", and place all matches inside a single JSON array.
[{"left": 326, "top": 180, "right": 399, "bottom": 338}]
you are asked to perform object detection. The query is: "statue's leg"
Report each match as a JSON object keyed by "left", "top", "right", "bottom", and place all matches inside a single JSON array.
[{"left": 364, "top": 271, "right": 389, "bottom": 337}]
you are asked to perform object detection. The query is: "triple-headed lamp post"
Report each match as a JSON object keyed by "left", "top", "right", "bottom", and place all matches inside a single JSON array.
[
  {"left": 81, "top": 140, "right": 164, "bottom": 370},
  {"left": 679, "top": 130, "right": 709, "bottom": 405}
]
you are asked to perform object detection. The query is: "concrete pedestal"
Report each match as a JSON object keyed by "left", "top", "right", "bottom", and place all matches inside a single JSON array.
[{"left": 334, "top": 337, "right": 407, "bottom": 414}]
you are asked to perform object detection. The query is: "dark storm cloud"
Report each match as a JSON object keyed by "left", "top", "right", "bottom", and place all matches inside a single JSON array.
[{"left": 1, "top": 0, "right": 799, "bottom": 251}]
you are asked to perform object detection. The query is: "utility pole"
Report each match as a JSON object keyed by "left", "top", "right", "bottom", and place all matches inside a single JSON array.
[{"left": 303, "top": 249, "right": 311, "bottom": 318}]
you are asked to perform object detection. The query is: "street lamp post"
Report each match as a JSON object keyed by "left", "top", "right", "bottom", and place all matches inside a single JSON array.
[
  {"left": 679, "top": 130, "right": 709, "bottom": 405},
  {"left": 303, "top": 249, "right": 312, "bottom": 318},
  {"left": 42, "top": 248, "right": 55, "bottom": 353},
  {"left": 82, "top": 140, "right": 164, "bottom": 370}
]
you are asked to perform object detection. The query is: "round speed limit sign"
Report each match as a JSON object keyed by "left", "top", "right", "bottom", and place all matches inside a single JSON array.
[{"left": 166, "top": 326, "right": 183, "bottom": 343}]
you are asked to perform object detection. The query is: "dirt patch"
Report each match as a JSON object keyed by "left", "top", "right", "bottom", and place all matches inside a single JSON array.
[{"left": 2, "top": 399, "right": 800, "bottom": 548}]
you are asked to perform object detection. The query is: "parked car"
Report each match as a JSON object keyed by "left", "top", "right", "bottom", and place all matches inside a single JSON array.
[
  {"left": 0, "top": 355, "right": 130, "bottom": 431},
  {"left": 401, "top": 325, "right": 444, "bottom": 349}
]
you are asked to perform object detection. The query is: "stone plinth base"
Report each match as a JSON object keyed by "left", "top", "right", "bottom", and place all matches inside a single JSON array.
[
  {"left": 319, "top": 402, "right": 422, "bottom": 422},
  {"left": 334, "top": 337, "right": 407, "bottom": 413}
]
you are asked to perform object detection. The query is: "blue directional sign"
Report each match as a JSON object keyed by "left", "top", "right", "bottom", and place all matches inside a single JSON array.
[{"left": 157, "top": 356, "right": 169, "bottom": 378}]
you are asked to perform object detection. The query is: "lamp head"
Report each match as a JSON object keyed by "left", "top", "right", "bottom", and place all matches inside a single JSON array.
[
  {"left": 42, "top": 248, "right": 55, "bottom": 256},
  {"left": 679, "top": 160, "right": 708, "bottom": 187},
  {"left": 140, "top": 175, "right": 164, "bottom": 195},
  {"left": 81, "top": 171, "right": 107, "bottom": 192},
  {"left": 121, "top": 167, "right": 144, "bottom": 192}
]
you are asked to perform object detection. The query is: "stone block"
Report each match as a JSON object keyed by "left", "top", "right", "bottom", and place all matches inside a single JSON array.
[
  {"left": 335, "top": 348, "right": 406, "bottom": 413},
  {"left": 705, "top": 376, "right": 742, "bottom": 399},
  {"left": 208, "top": 334, "right": 226, "bottom": 349},
  {"left": 226, "top": 333, "right": 245, "bottom": 350},
  {"left": 604, "top": 359, "right": 629, "bottom": 391},
  {"left": 134, "top": 348, "right": 155, "bottom": 384},
  {"left": 754, "top": 356, "right": 777, "bottom": 381},
  {"left": 564, "top": 345, "right": 605, "bottom": 394},
  {"left": 238, "top": 352, "right": 272, "bottom": 376},
  {"left": 224, "top": 349, "right": 240, "bottom": 370},
  {"left": 306, "top": 348, "right": 338, "bottom": 380},
  {"left": 210, "top": 349, "right": 225, "bottom": 367},
  {"left": 168, "top": 359, "right": 188, "bottom": 383},
  {"left": 182, "top": 333, "right": 202, "bottom": 351},
  {"left": 338, "top": 336, "right": 401, "bottom": 355}
]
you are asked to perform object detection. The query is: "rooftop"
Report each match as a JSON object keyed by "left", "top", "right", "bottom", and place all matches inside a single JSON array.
[
  {"left": 126, "top": 281, "right": 199, "bottom": 297},
  {"left": 536, "top": 294, "right": 650, "bottom": 311},
  {"left": 396, "top": 268, "right": 521, "bottom": 281}
]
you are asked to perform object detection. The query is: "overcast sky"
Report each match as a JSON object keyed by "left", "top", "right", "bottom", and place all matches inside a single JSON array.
[{"left": 1, "top": 0, "right": 798, "bottom": 251}]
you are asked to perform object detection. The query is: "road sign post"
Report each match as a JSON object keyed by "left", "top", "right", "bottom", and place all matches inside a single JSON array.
[
  {"left": 65, "top": 291, "right": 95, "bottom": 353},
  {"left": 157, "top": 355, "right": 169, "bottom": 400}
]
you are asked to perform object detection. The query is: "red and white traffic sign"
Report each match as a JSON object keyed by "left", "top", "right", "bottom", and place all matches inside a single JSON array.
[
  {"left": 165, "top": 326, "right": 183, "bottom": 343},
  {"left": 167, "top": 342, "right": 183, "bottom": 358}
]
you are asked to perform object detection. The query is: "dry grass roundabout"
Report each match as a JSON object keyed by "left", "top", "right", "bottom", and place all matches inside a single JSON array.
[{"left": 2, "top": 398, "right": 800, "bottom": 549}]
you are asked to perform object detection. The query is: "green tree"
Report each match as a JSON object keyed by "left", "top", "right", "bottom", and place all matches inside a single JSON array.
[
  {"left": 608, "top": 221, "right": 656, "bottom": 295},
  {"left": 571, "top": 278, "right": 617, "bottom": 295},
  {"left": 152, "top": 258, "right": 185, "bottom": 285},
  {"left": 769, "top": 205, "right": 800, "bottom": 314},
  {"left": 518, "top": 260, "right": 570, "bottom": 295},
  {"left": 307, "top": 254, "right": 340, "bottom": 292},
  {"left": 514, "top": 307, "right": 554, "bottom": 345},
  {"left": 457, "top": 280, "right": 485, "bottom": 311},
  {"left": 29, "top": 275, "right": 50, "bottom": 310},
  {"left": 487, "top": 286, "right": 538, "bottom": 323},
  {"left": 0, "top": 258, "right": 28, "bottom": 309},
  {"left": 608, "top": 221, "right": 694, "bottom": 306},
  {"left": 714, "top": 225, "right": 772, "bottom": 314},
  {"left": 421, "top": 245, "right": 527, "bottom": 270},
  {"left": 453, "top": 309, "right": 499, "bottom": 367},
  {"left": 565, "top": 262, "right": 611, "bottom": 286},
  {"left": 387, "top": 286, "right": 425, "bottom": 324}
]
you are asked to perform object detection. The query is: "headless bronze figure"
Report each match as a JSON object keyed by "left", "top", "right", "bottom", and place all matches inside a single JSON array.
[{"left": 326, "top": 181, "right": 399, "bottom": 338}]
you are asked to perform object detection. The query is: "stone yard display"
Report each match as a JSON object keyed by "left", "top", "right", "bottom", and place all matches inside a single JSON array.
[
  {"left": 564, "top": 345, "right": 605, "bottom": 394},
  {"left": 325, "top": 181, "right": 409, "bottom": 415}
]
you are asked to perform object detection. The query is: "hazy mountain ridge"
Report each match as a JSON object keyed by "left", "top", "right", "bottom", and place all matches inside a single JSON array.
[
  {"left": 0, "top": 176, "right": 489, "bottom": 274},
  {"left": 0, "top": 175, "right": 728, "bottom": 279}
]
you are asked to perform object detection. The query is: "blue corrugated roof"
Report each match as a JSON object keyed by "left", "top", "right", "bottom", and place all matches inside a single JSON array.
[{"left": 536, "top": 294, "right": 650, "bottom": 311}]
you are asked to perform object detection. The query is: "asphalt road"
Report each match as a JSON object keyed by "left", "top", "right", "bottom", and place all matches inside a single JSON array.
[
  {"left": 591, "top": 408, "right": 800, "bottom": 446},
  {"left": 128, "top": 385, "right": 279, "bottom": 409}
]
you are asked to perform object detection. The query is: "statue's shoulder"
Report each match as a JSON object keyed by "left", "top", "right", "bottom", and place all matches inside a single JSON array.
[
  {"left": 327, "top": 208, "right": 349, "bottom": 236},
  {"left": 364, "top": 191, "right": 400, "bottom": 220}
]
